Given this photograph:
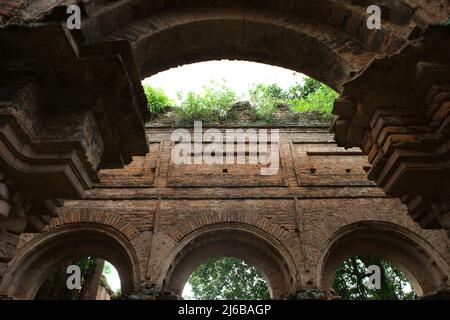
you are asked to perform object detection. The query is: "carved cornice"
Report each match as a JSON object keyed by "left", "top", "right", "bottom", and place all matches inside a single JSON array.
[
  {"left": 0, "top": 116, "right": 99, "bottom": 200},
  {"left": 0, "top": 22, "right": 149, "bottom": 169},
  {"left": 332, "top": 26, "right": 450, "bottom": 229}
]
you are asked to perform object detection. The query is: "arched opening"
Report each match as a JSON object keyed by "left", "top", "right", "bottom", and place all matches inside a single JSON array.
[
  {"left": 142, "top": 60, "right": 338, "bottom": 126},
  {"left": 0, "top": 0, "right": 449, "bottom": 304},
  {"left": 128, "top": 9, "right": 373, "bottom": 92},
  {"left": 0, "top": 224, "right": 140, "bottom": 300},
  {"left": 161, "top": 224, "right": 297, "bottom": 299},
  {"left": 318, "top": 222, "right": 450, "bottom": 297},
  {"left": 332, "top": 255, "right": 417, "bottom": 300},
  {"left": 182, "top": 257, "right": 271, "bottom": 300},
  {"left": 35, "top": 257, "right": 121, "bottom": 300}
]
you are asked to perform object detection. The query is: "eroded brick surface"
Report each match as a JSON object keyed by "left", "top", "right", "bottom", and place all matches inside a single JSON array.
[{"left": 8, "top": 126, "right": 448, "bottom": 299}]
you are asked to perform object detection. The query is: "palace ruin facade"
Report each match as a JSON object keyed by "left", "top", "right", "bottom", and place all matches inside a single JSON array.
[{"left": 0, "top": 0, "right": 449, "bottom": 299}]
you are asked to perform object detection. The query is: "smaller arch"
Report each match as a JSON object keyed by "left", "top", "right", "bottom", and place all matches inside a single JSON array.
[
  {"left": 43, "top": 209, "right": 141, "bottom": 241},
  {"left": 317, "top": 221, "right": 450, "bottom": 297},
  {"left": 160, "top": 223, "right": 298, "bottom": 299},
  {"left": 0, "top": 223, "right": 141, "bottom": 299}
]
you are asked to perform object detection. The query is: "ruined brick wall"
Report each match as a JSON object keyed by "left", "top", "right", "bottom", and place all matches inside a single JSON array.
[
  {"left": 0, "top": 0, "right": 449, "bottom": 299},
  {"left": 6, "top": 126, "right": 448, "bottom": 299}
]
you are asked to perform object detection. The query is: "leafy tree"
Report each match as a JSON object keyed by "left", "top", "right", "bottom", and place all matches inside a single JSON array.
[
  {"left": 286, "top": 77, "right": 322, "bottom": 100},
  {"left": 35, "top": 257, "right": 116, "bottom": 300},
  {"left": 144, "top": 77, "right": 337, "bottom": 123},
  {"left": 248, "top": 83, "right": 282, "bottom": 121},
  {"left": 291, "top": 83, "right": 338, "bottom": 117},
  {"left": 249, "top": 79, "right": 337, "bottom": 122},
  {"left": 301, "top": 77, "right": 323, "bottom": 97},
  {"left": 144, "top": 85, "right": 171, "bottom": 119},
  {"left": 187, "top": 257, "right": 271, "bottom": 300},
  {"left": 333, "top": 256, "right": 416, "bottom": 300},
  {"left": 175, "top": 80, "right": 238, "bottom": 122}
]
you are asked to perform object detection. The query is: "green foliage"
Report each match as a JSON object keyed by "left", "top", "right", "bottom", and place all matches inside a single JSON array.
[
  {"left": 70, "top": 258, "right": 119, "bottom": 297},
  {"left": 333, "top": 256, "right": 416, "bottom": 300},
  {"left": 36, "top": 257, "right": 116, "bottom": 300},
  {"left": 73, "top": 256, "right": 98, "bottom": 281},
  {"left": 175, "top": 80, "right": 238, "bottom": 122},
  {"left": 144, "top": 77, "right": 338, "bottom": 123},
  {"left": 249, "top": 79, "right": 337, "bottom": 122},
  {"left": 248, "top": 83, "right": 282, "bottom": 121},
  {"left": 103, "top": 261, "right": 112, "bottom": 275},
  {"left": 291, "top": 83, "right": 338, "bottom": 117},
  {"left": 187, "top": 257, "right": 271, "bottom": 300},
  {"left": 286, "top": 77, "right": 322, "bottom": 100},
  {"left": 144, "top": 85, "right": 171, "bottom": 119}
]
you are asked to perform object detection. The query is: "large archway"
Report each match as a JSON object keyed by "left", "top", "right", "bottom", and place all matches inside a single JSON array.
[
  {"left": 317, "top": 221, "right": 450, "bottom": 297},
  {"left": 0, "top": 0, "right": 449, "bottom": 301},
  {"left": 129, "top": 12, "right": 366, "bottom": 93},
  {"left": 160, "top": 224, "right": 298, "bottom": 299},
  {"left": 0, "top": 224, "right": 141, "bottom": 300},
  {"left": 73, "top": 0, "right": 450, "bottom": 231}
]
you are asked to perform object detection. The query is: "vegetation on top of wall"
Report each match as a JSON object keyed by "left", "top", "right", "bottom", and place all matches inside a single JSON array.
[
  {"left": 143, "top": 77, "right": 338, "bottom": 125},
  {"left": 175, "top": 80, "right": 238, "bottom": 122},
  {"left": 144, "top": 86, "right": 172, "bottom": 120}
]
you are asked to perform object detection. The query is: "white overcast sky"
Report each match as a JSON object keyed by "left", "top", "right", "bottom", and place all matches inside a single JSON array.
[{"left": 142, "top": 60, "right": 305, "bottom": 101}]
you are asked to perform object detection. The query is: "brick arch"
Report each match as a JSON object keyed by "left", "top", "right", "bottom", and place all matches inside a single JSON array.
[
  {"left": 18, "top": 210, "right": 144, "bottom": 261},
  {"left": 166, "top": 212, "right": 296, "bottom": 245},
  {"left": 19, "top": 209, "right": 155, "bottom": 284},
  {"left": 4, "top": 1, "right": 447, "bottom": 92},
  {"left": 158, "top": 218, "right": 300, "bottom": 299},
  {"left": 302, "top": 198, "right": 450, "bottom": 273},
  {"left": 317, "top": 221, "right": 450, "bottom": 296},
  {"left": 0, "top": 212, "right": 142, "bottom": 299},
  {"left": 123, "top": 12, "right": 365, "bottom": 92},
  {"left": 72, "top": 0, "right": 449, "bottom": 91},
  {"left": 44, "top": 210, "right": 141, "bottom": 243}
]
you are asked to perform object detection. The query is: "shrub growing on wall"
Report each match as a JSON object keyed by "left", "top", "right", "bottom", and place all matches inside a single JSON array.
[
  {"left": 144, "top": 86, "right": 171, "bottom": 119},
  {"left": 175, "top": 80, "right": 238, "bottom": 122},
  {"left": 144, "top": 77, "right": 338, "bottom": 123}
]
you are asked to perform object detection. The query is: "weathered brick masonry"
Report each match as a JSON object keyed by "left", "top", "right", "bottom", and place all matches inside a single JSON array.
[
  {"left": 2, "top": 126, "right": 448, "bottom": 299},
  {"left": 1, "top": 0, "right": 450, "bottom": 300}
]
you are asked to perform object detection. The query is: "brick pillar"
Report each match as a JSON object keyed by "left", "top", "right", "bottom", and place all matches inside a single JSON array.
[
  {"left": 127, "top": 283, "right": 179, "bottom": 300},
  {"left": 0, "top": 174, "right": 29, "bottom": 286},
  {"left": 291, "top": 289, "right": 340, "bottom": 300}
]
